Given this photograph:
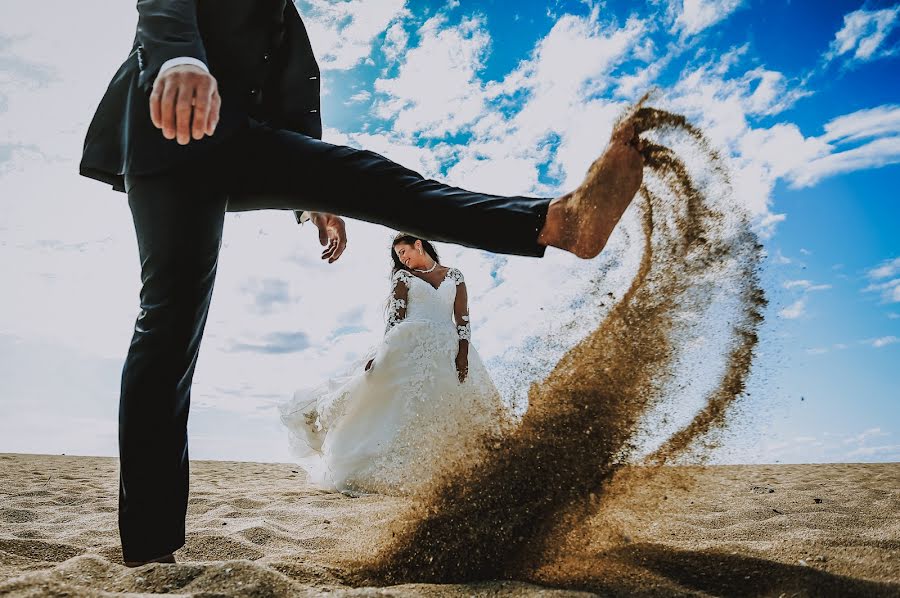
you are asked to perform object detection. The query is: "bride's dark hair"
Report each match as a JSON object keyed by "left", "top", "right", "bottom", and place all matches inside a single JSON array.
[{"left": 391, "top": 233, "right": 440, "bottom": 274}]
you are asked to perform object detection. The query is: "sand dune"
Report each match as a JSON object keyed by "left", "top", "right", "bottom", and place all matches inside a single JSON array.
[{"left": 0, "top": 454, "right": 897, "bottom": 596}]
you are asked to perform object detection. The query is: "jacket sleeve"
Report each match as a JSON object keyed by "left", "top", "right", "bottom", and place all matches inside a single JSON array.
[{"left": 135, "top": 0, "right": 208, "bottom": 91}]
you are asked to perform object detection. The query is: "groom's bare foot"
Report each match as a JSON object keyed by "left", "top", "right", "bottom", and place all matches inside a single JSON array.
[
  {"left": 124, "top": 553, "right": 176, "bottom": 567},
  {"left": 538, "top": 118, "right": 644, "bottom": 259}
]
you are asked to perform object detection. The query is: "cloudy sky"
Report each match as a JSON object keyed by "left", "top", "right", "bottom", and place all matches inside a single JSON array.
[{"left": 1, "top": 0, "right": 898, "bottom": 464}]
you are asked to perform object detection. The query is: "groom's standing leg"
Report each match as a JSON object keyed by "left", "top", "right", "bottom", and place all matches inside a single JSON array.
[{"left": 118, "top": 165, "right": 226, "bottom": 562}]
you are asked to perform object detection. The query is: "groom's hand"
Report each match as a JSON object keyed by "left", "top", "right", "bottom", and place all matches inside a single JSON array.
[
  {"left": 310, "top": 212, "right": 348, "bottom": 263},
  {"left": 150, "top": 65, "right": 221, "bottom": 145}
]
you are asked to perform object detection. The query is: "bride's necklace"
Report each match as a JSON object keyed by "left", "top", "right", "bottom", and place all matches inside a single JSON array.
[{"left": 414, "top": 260, "right": 438, "bottom": 274}]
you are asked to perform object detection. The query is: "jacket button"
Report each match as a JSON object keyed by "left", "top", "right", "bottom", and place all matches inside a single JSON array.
[{"left": 263, "top": 53, "right": 270, "bottom": 62}]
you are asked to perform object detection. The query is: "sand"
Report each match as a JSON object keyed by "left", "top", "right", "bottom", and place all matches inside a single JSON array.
[{"left": 0, "top": 454, "right": 897, "bottom": 597}]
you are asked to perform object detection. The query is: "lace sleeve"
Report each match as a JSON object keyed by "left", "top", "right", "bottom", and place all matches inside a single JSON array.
[
  {"left": 385, "top": 270, "right": 411, "bottom": 334},
  {"left": 451, "top": 269, "right": 471, "bottom": 341}
]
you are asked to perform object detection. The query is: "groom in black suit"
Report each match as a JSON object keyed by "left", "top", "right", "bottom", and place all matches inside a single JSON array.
[{"left": 81, "top": 0, "right": 644, "bottom": 566}]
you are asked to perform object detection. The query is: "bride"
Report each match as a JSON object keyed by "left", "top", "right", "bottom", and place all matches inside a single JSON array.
[{"left": 280, "top": 233, "right": 513, "bottom": 496}]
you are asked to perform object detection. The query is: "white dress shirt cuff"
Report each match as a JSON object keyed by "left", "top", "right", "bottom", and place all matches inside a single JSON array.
[{"left": 158, "top": 57, "right": 210, "bottom": 76}]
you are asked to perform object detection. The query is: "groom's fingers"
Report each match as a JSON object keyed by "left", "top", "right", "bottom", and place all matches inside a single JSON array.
[
  {"left": 321, "top": 236, "right": 347, "bottom": 263},
  {"left": 322, "top": 237, "right": 346, "bottom": 263},
  {"left": 320, "top": 218, "right": 347, "bottom": 263},
  {"left": 174, "top": 83, "right": 194, "bottom": 145},
  {"left": 205, "top": 92, "right": 221, "bottom": 136},
  {"left": 149, "top": 80, "right": 164, "bottom": 129},
  {"left": 330, "top": 223, "right": 348, "bottom": 262},
  {"left": 159, "top": 82, "right": 178, "bottom": 140},
  {"left": 191, "top": 82, "right": 214, "bottom": 140},
  {"left": 330, "top": 237, "right": 347, "bottom": 262},
  {"left": 150, "top": 66, "right": 219, "bottom": 143},
  {"left": 321, "top": 238, "right": 336, "bottom": 259}
]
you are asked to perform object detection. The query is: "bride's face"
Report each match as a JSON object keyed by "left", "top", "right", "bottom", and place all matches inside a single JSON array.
[{"left": 394, "top": 241, "right": 430, "bottom": 270}]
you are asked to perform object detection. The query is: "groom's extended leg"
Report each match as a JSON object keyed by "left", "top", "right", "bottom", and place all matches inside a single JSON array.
[
  {"left": 222, "top": 121, "right": 553, "bottom": 257},
  {"left": 222, "top": 118, "right": 643, "bottom": 259},
  {"left": 119, "top": 166, "right": 226, "bottom": 564}
]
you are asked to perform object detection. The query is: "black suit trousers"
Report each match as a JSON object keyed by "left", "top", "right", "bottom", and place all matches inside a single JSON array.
[{"left": 119, "top": 119, "right": 551, "bottom": 561}]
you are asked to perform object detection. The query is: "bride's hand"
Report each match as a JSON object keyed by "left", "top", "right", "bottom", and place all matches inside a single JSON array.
[{"left": 455, "top": 352, "right": 468, "bottom": 383}]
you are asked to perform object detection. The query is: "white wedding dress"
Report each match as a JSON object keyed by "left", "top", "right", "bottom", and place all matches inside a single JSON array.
[{"left": 279, "top": 267, "right": 512, "bottom": 496}]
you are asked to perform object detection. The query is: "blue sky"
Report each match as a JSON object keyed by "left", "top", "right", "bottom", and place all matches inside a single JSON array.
[{"left": 0, "top": 0, "right": 898, "bottom": 463}]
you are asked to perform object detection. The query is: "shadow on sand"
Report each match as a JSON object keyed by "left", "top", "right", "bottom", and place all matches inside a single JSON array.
[{"left": 537, "top": 542, "right": 899, "bottom": 597}]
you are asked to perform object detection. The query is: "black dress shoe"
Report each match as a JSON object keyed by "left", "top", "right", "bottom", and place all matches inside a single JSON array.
[{"left": 124, "top": 553, "right": 176, "bottom": 567}]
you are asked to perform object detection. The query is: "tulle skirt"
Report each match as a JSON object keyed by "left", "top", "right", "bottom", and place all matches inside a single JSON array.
[{"left": 279, "top": 320, "right": 512, "bottom": 496}]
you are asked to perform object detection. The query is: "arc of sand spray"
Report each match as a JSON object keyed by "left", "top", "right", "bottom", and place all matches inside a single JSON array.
[{"left": 361, "top": 94, "right": 767, "bottom": 587}]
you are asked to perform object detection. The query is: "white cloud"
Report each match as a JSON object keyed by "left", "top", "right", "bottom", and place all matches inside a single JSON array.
[
  {"left": 478, "top": 10, "right": 647, "bottom": 191},
  {"left": 822, "top": 104, "right": 900, "bottom": 144},
  {"left": 673, "top": 0, "right": 745, "bottom": 36},
  {"left": 773, "top": 250, "right": 792, "bottom": 265},
  {"left": 679, "top": 82, "right": 898, "bottom": 197},
  {"left": 754, "top": 427, "right": 899, "bottom": 463},
  {"left": 298, "top": 0, "right": 408, "bottom": 71},
  {"left": 791, "top": 134, "right": 900, "bottom": 188},
  {"left": 846, "top": 444, "right": 900, "bottom": 459},
  {"left": 727, "top": 106, "right": 900, "bottom": 190},
  {"left": 779, "top": 298, "right": 806, "bottom": 319},
  {"left": 868, "top": 335, "right": 899, "bottom": 348},
  {"left": 863, "top": 257, "right": 900, "bottom": 303},
  {"left": 865, "top": 279, "right": 900, "bottom": 303},
  {"left": 382, "top": 20, "right": 410, "bottom": 63},
  {"left": 659, "top": 50, "right": 899, "bottom": 211},
  {"left": 346, "top": 90, "right": 372, "bottom": 104},
  {"left": 658, "top": 53, "right": 815, "bottom": 227},
  {"left": 805, "top": 342, "right": 848, "bottom": 356},
  {"left": 374, "top": 14, "right": 491, "bottom": 137},
  {"left": 372, "top": 6, "right": 648, "bottom": 198},
  {"left": 825, "top": 6, "right": 900, "bottom": 65},
  {"left": 843, "top": 427, "right": 888, "bottom": 445},
  {"left": 783, "top": 279, "right": 831, "bottom": 292},
  {"left": 867, "top": 256, "right": 900, "bottom": 279}
]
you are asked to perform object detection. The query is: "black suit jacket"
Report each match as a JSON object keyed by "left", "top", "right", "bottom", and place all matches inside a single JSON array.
[{"left": 80, "top": 0, "right": 322, "bottom": 192}]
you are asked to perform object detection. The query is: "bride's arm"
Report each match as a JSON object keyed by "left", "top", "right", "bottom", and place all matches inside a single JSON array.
[
  {"left": 366, "top": 270, "right": 411, "bottom": 372},
  {"left": 369, "top": 270, "right": 411, "bottom": 371},
  {"left": 385, "top": 271, "right": 411, "bottom": 333},
  {"left": 452, "top": 269, "right": 470, "bottom": 383}
]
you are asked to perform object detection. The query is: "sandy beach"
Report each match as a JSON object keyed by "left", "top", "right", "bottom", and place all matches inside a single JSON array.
[{"left": 0, "top": 454, "right": 897, "bottom": 596}]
